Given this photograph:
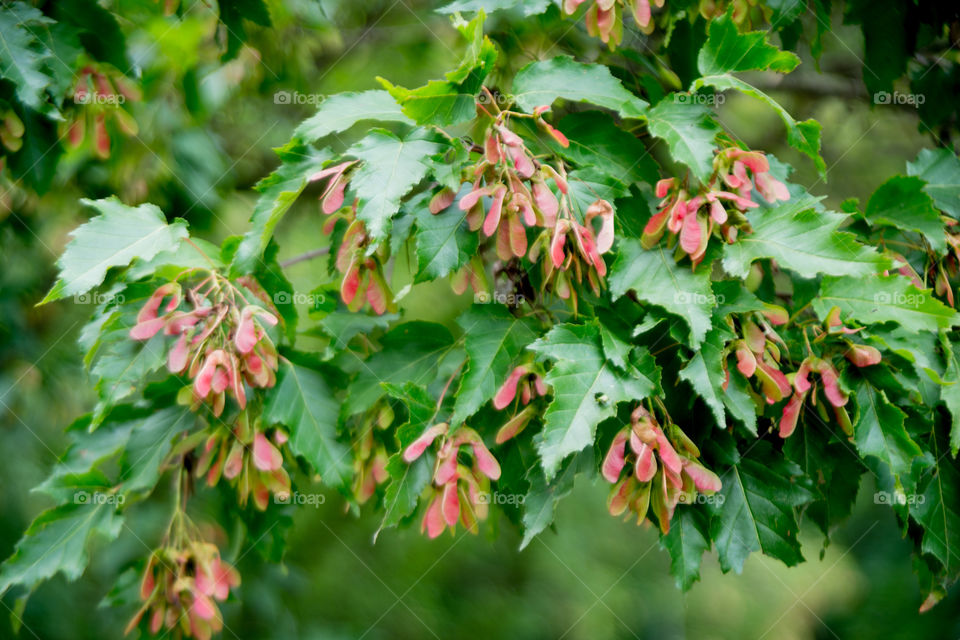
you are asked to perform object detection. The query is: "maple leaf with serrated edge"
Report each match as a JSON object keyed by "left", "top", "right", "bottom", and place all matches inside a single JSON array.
[{"left": 528, "top": 323, "right": 660, "bottom": 480}]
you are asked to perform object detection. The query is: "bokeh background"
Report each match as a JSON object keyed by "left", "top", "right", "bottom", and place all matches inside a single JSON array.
[{"left": 1, "top": 1, "right": 957, "bottom": 638}]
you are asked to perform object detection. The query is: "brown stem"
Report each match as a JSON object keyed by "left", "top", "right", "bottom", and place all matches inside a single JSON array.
[{"left": 280, "top": 247, "right": 330, "bottom": 268}]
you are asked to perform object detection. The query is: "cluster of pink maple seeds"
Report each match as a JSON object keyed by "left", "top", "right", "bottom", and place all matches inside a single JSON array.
[
  {"left": 720, "top": 303, "right": 881, "bottom": 439},
  {"left": 563, "top": 0, "right": 665, "bottom": 44},
  {"left": 403, "top": 423, "right": 502, "bottom": 538},
  {"left": 777, "top": 308, "right": 882, "bottom": 438},
  {"left": 644, "top": 146, "right": 790, "bottom": 265},
  {"left": 128, "top": 538, "right": 240, "bottom": 640},
  {"left": 448, "top": 98, "right": 614, "bottom": 312},
  {"left": 130, "top": 273, "right": 280, "bottom": 417},
  {"left": 602, "top": 405, "right": 721, "bottom": 532},
  {"left": 63, "top": 63, "right": 140, "bottom": 159},
  {"left": 491, "top": 362, "right": 549, "bottom": 443},
  {"left": 311, "top": 162, "right": 396, "bottom": 315},
  {"left": 350, "top": 403, "right": 394, "bottom": 504},
  {"left": 194, "top": 410, "right": 291, "bottom": 510}
]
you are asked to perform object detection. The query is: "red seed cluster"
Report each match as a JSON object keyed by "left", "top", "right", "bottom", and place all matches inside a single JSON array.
[
  {"left": 128, "top": 541, "right": 240, "bottom": 640},
  {"left": 195, "top": 411, "right": 291, "bottom": 510},
  {"left": 129, "top": 274, "right": 280, "bottom": 417},
  {"left": 403, "top": 423, "right": 501, "bottom": 539},
  {"left": 602, "top": 406, "right": 720, "bottom": 533},
  {"left": 643, "top": 147, "right": 790, "bottom": 265},
  {"left": 563, "top": 0, "right": 665, "bottom": 43},
  {"left": 310, "top": 163, "right": 395, "bottom": 315},
  {"left": 64, "top": 64, "right": 141, "bottom": 159}
]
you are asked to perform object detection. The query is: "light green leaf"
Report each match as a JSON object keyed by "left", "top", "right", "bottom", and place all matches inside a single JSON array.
[
  {"left": 678, "top": 327, "right": 728, "bottom": 428},
  {"left": 646, "top": 100, "right": 720, "bottom": 185},
  {"left": 0, "top": 5, "right": 55, "bottom": 111},
  {"left": 293, "top": 90, "right": 414, "bottom": 142},
  {"left": 41, "top": 199, "right": 189, "bottom": 304},
  {"left": 691, "top": 10, "right": 823, "bottom": 175},
  {"left": 380, "top": 12, "right": 496, "bottom": 126},
  {"left": 437, "top": 0, "right": 552, "bottom": 15},
  {"left": 451, "top": 305, "right": 538, "bottom": 425},
  {"left": 813, "top": 275, "right": 960, "bottom": 333},
  {"left": 264, "top": 362, "right": 352, "bottom": 490},
  {"left": 0, "top": 502, "right": 123, "bottom": 597},
  {"left": 609, "top": 241, "right": 715, "bottom": 347},
  {"left": 697, "top": 10, "right": 800, "bottom": 76},
  {"left": 511, "top": 56, "right": 648, "bottom": 119},
  {"left": 693, "top": 75, "right": 824, "bottom": 177},
  {"left": 347, "top": 129, "right": 442, "bottom": 243},
  {"left": 722, "top": 195, "right": 892, "bottom": 279}
]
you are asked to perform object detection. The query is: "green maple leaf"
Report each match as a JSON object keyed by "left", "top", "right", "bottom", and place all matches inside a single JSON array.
[
  {"left": 347, "top": 129, "right": 443, "bottom": 243},
  {"left": 710, "top": 442, "right": 814, "bottom": 573},
  {"left": 451, "top": 305, "right": 538, "bottom": 425},
  {"left": 511, "top": 56, "right": 648, "bottom": 118},
  {"left": 529, "top": 323, "right": 660, "bottom": 480},
  {"left": 264, "top": 361, "right": 352, "bottom": 490},
  {"left": 41, "top": 199, "right": 188, "bottom": 304},
  {"left": 294, "top": 90, "right": 414, "bottom": 142},
  {"left": 722, "top": 195, "right": 892, "bottom": 279},
  {"left": 609, "top": 241, "right": 716, "bottom": 347},
  {"left": 646, "top": 100, "right": 721, "bottom": 185}
]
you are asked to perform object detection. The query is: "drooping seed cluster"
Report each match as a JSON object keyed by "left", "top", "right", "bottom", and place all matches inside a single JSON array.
[
  {"left": 351, "top": 403, "right": 393, "bottom": 504},
  {"left": 601, "top": 406, "right": 721, "bottom": 533},
  {"left": 643, "top": 147, "right": 790, "bottom": 265},
  {"left": 64, "top": 63, "right": 140, "bottom": 159},
  {"left": 194, "top": 411, "right": 291, "bottom": 510},
  {"left": 491, "top": 363, "right": 549, "bottom": 443},
  {"left": 128, "top": 541, "right": 240, "bottom": 640},
  {"left": 403, "top": 423, "right": 501, "bottom": 538},
  {"left": 311, "top": 162, "right": 395, "bottom": 315},
  {"left": 777, "top": 308, "right": 881, "bottom": 438},
  {"left": 450, "top": 109, "right": 615, "bottom": 312},
  {"left": 562, "top": 0, "right": 665, "bottom": 44},
  {"left": 129, "top": 274, "right": 280, "bottom": 417}
]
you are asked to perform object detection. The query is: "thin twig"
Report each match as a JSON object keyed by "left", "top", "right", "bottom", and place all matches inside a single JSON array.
[{"left": 280, "top": 247, "right": 330, "bottom": 268}]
